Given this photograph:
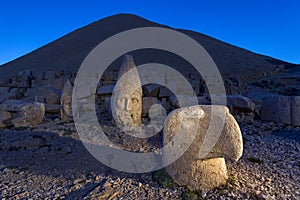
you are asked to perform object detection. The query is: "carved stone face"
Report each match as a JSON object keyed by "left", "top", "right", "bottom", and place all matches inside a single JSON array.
[
  {"left": 61, "top": 79, "right": 73, "bottom": 122},
  {"left": 117, "top": 89, "right": 142, "bottom": 126},
  {"left": 113, "top": 54, "right": 142, "bottom": 128},
  {"left": 62, "top": 96, "right": 72, "bottom": 118}
]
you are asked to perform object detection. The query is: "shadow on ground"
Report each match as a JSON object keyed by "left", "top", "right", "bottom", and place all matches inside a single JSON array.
[{"left": 0, "top": 130, "right": 156, "bottom": 198}]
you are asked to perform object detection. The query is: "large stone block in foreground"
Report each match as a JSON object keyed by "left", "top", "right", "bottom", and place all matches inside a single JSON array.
[
  {"left": 163, "top": 105, "right": 243, "bottom": 192},
  {"left": 0, "top": 100, "right": 45, "bottom": 127}
]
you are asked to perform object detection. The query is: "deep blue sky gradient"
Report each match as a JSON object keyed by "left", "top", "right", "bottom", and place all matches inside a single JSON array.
[{"left": 0, "top": 0, "right": 299, "bottom": 65}]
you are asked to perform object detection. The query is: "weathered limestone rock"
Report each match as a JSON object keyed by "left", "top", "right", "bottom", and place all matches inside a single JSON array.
[
  {"left": 226, "top": 95, "right": 256, "bottom": 122},
  {"left": 169, "top": 95, "right": 181, "bottom": 108},
  {"left": 45, "top": 104, "right": 61, "bottom": 114},
  {"left": 97, "top": 85, "right": 115, "bottom": 96},
  {"left": 31, "top": 71, "right": 43, "bottom": 88},
  {"left": 261, "top": 95, "right": 290, "bottom": 124},
  {"left": 161, "top": 98, "right": 172, "bottom": 113},
  {"left": 164, "top": 105, "right": 243, "bottom": 192},
  {"left": 291, "top": 96, "right": 300, "bottom": 126},
  {"left": 0, "top": 88, "right": 17, "bottom": 103},
  {"left": 143, "top": 84, "right": 161, "bottom": 97},
  {"left": 261, "top": 95, "right": 300, "bottom": 126},
  {"left": 101, "top": 72, "right": 112, "bottom": 82},
  {"left": 100, "top": 80, "right": 116, "bottom": 86},
  {"left": 104, "top": 97, "right": 112, "bottom": 119},
  {"left": 174, "top": 158, "right": 228, "bottom": 192},
  {"left": 40, "top": 71, "right": 67, "bottom": 90},
  {"left": 104, "top": 97, "right": 111, "bottom": 112},
  {"left": 0, "top": 111, "right": 11, "bottom": 128},
  {"left": 61, "top": 79, "right": 73, "bottom": 122},
  {"left": 97, "top": 85, "right": 115, "bottom": 100},
  {"left": 226, "top": 95, "right": 255, "bottom": 112},
  {"left": 24, "top": 86, "right": 61, "bottom": 104},
  {"left": 148, "top": 104, "right": 167, "bottom": 130},
  {"left": 142, "top": 97, "right": 160, "bottom": 117},
  {"left": 0, "top": 100, "right": 45, "bottom": 127},
  {"left": 15, "top": 70, "right": 33, "bottom": 88},
  {"left": 159, "top": 87, "right": 173, "bottom": 98},
  {"left": 112, "top": 55, "right": 142, "bottom": 128}
]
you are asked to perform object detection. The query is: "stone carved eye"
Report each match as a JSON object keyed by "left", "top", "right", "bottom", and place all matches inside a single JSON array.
[{"left": 131, "top": 98, "right": 138, "bottom": 104}]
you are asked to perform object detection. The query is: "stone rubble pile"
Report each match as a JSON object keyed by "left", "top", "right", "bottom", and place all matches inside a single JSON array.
[
  {"left": 0, "top": 54, "right": 298, "bottom": 128},
  {"left": 0, "top": 69, "right": 73, "bottom": 127}
]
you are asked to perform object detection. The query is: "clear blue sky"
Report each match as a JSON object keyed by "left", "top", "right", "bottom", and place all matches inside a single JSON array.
[{"left": 0, "top": 0, "right": 299, "bottom": 65}]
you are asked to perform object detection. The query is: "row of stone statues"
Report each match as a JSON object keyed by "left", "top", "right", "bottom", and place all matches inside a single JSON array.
[
  {"left": 59, "top": 54, "right": 243, "bottom": 193},
  {"left": 106, "top": 54, "right": 243, "bottom": 192}
]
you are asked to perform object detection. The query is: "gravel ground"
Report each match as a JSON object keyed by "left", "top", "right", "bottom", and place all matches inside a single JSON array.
[{"left": 0, "top": 116, "right": 299, "bottom": 200}]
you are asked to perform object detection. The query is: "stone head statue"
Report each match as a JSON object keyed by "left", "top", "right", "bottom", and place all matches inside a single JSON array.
[
  {"left": 61, "top": 79, "right": 73, "bottom": 122},
  {"left": 112, "top": 55, "right": 142, "bottom": 129}
]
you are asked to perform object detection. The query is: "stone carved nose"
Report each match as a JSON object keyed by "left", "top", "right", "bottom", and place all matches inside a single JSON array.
[{"left": 124, "top": 98, "right": 132, "bottom": 112}]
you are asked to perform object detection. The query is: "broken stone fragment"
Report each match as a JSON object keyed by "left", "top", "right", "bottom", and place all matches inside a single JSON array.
[
  {"left": 15, "top": 70, "right": 33, "bottom": 88},
  {"left": 97, "top": 85, "right": 115, "bottom": 96},
  {"left": 104, "top": 97, "right": 112, "bottom": 120},
  {"left": 226, "top": 95, "right": 255, "bottom": 112},
  {"left": 23, "top": 86, "right": 61, "bottom": 104},
  {"left": 261, "top": 95, "right": 300, "bottom": 126},
  {"left": 291, "top": 96, "right": 300, "bottom": 126},
  {"left": 142, "top": 97, "right": 160, "bottom": 117},
  {"left": 173, "top": 157, "right": 228, "bottom": 193},
  {"left": 0, "top": 110, "right": 11, "bottom": 128},
  {"left": 45, "top": 104, "right": 61, "bottom": 114},
  {"left": 159, "top": 87, "right": 173, "bottom": 98},
  {"left": 163, "top": 105, "right": 243, "bottom": 192},
  {"left": 143, "top": 84, "right": 161, "bottom": 97},
  {"left": 97, "top": 85, "right": 115, "bottom": 100},
  {"left": 0, "top": 100, "right": 45, "bottom": 127}
]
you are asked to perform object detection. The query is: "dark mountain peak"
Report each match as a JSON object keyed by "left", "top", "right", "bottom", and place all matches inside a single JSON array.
[{"left": 0, "top": 14, "right": 292, "bottom": 81}]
